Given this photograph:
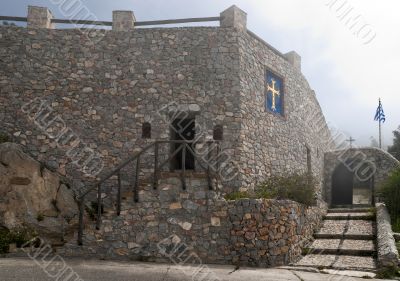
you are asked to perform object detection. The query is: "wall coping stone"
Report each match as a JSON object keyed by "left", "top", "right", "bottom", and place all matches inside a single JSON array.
[{"left": 376, "top": 202, "right": 400, "bottom": 268}]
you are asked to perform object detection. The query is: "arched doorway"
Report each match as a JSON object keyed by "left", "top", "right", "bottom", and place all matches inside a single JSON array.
[
  {"left": 332, "top": 163, "right": 354, "bottom": 205},
  {"left": 331, "top": 163, "right": 374, "bottom": 206}
]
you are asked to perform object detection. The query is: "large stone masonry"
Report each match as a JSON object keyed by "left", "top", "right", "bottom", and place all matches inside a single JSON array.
[{"left": 1, "top": 5, "right": 334, "bottom": 196}]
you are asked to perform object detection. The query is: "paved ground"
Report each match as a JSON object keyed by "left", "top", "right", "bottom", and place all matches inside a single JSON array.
[{"left": 0, "top": 258, "right": 395, "bottom": 281}]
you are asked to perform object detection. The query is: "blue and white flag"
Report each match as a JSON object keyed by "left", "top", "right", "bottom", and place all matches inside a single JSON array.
[{"left": 374, "top": 99, "right": 386, "bottom": 123}]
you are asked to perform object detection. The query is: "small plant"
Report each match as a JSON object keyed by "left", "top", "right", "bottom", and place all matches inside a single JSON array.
[
  {"left": 85, "top": 201, "right": 104, "bottom": 221},
  {"left": 0, "top": 229, "right": 10, "bottom": 254},
  {"left": 0, "top": 132, "right": 10, "bottom": 144},
  {"left": 224, "top": 191, "right": 251, "bottom": 201},
  {"left": 36, "top": 214, "right": 44, "bottom": 222},
  {"left": 0, "top": 227, "right": 37, "bottom": 254},
  {"left": 91, "top": 201, "right": 104, "bottom": 214},
  {"left": 255, "top": 173, "right": 317, "bottom": 206},
  {"left": 376, "top": 266, "right": 400, "bottom": 279},
  {"left": 301, "top": 247, "right": 312, "bottom": 256},
  {"left": 85, "top": 206, "right": 96, "bottom": 221}
]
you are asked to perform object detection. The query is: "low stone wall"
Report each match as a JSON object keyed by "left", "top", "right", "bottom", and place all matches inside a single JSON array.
[
  {"left": 228, "top": 199, "right": 325, "bottom": 266},
  {"left": 376, "top": 203, "right": 399, "bottom": 268},
  {"left": 60, "top": 179, "right": 326, "bottom": 267}
]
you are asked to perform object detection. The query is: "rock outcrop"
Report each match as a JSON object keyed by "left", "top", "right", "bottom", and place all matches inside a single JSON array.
[{"left": 0, "top": 142, "right": 78, "bottom": 243}]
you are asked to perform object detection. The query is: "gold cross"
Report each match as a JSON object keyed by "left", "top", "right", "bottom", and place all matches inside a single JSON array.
[{"left": 267, "top": 79, "right": 280, "bottom": 111}]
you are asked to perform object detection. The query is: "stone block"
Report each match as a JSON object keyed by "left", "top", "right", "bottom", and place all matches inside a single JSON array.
[
  {"left": 284, "top": 51, "right": 302, "bottom": 71},
  {"left": 27, "top": 6, "right": 54, "bottom": 29},
  {"left": 113, "top": 11, "right": 136, "bottom": 31},
  {"left": 169, "top": 202, "right": 182, "bottom": 209},
  {"left": 220, "top": 5, "right": 247, "bottom": 31},
  {"left": 211, "top": 217, "right": 221, "bottom": 226}
]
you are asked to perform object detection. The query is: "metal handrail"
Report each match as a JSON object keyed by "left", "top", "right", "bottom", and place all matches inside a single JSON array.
[
  {"left": 77, "top": 139, "right": 221, "bottom": 245},
  {"left": 0, "top": 15, "right": 221, "bottom": 27}
]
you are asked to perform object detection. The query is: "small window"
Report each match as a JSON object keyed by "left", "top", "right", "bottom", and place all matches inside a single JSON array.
[
  {"left": 306, "top": 146, "right": 312, "bottom": 175},
  {"left": 213, "top": 125, "right": 223, "bottom": 141},
  {"left": 142, "top": 122, "right": 151, "bottom": 139}
]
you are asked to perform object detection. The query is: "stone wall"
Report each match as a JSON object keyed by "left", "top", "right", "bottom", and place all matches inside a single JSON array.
[
  {"left": 236, "top": 31, "right": 335, "bottom": 191},
  {"left": 59, "top": 178, "right": 325, "bottom": 267},
  {"left": 0, "top": 25, "right": 242, "bottom": 193},
  {"left": 0, "top": 9, "right": 334, "bottom": 194},
  {"left": 324, "top": 148, "right": 400, "bottom": 205}
]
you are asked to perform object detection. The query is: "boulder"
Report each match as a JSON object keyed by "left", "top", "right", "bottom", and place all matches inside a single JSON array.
[{"left": 0, "top": 142, "right": 78, "bottom": 243}]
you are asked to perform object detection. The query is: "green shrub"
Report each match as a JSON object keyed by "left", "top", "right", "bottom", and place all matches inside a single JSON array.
[
  {"left": 0, "top": 132, "right": 10, "bottom": 144},
  {"left": 0, "top": 227, "right": 37, "bottom": 254},
  {"left": 378, "top": 168, "right": 400, "bottom": 229},
  {"left": 36, "top": 214, "right": 44, "bottom": 222},
  {"left": 0, "top": 229, "right": 10, "bottom": 254},
  {"left": 224, "top": 173, "right": 317, "bottom": 206},
  {"left": 255, "top": 173, "right": 317, "bottom": 206},
  {"left": 85, "top": 201, "right": 104, "bottom": 221},
  {"left": 376, "top": 266, "right": 400, "bottom": 279},
  {"left": 224, "top": 191, "right": 251, "bottom": 201},
  {"left": 393, "top": 217, "right": 400, "bottom": 233}
]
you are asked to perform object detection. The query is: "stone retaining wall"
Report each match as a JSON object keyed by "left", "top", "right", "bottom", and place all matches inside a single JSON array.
[
  {"left": 60, "top": 179, "right": 326, "bottom": 267},
  {"left": 376, "top": 203, "right": 399, "bottom": 268}
]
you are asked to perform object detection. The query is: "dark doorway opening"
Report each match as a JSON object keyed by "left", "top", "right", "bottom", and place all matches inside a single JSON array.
[
  {"left": 332, "top": 164, "right": 354, "bottom": 205},
  {"left": 171, "top": 118, "right": 195, "bottom": 170}
]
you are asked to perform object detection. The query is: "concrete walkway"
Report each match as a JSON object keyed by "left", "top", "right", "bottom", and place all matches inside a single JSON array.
[{"left": 0, "top": 258, "right": 394, "bottom": 281}]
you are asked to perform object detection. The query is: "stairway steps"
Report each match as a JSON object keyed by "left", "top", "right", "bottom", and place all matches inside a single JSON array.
[
  {"left": 324, "top": 212, "right": 374, "bottom": 220},
  {"left": 307, "top": 248, "right": 376, "bottom": 256},
  {"left": 314, "top": 233, "right": 375, "bottom": 240},
  {"left": 308, "top": 239, "right": 375, "bottom": 256},
  {"left": 296, "top": 207, "right": 378, "bottom": 272},
  {"left": 296, "top": 254, "right": 377, "bottom": 272},
  {"left": 317, "top": 220, "right": 376, "bottom": 236},
  {"left": 327, "top": 208, "right": 372, "bottom": 213}
]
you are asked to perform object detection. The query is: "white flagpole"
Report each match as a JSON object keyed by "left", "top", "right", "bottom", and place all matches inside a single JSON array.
[
  {"left": 379, "top": 118, "right": 382, "bottom": 149},
  {"left": 378, "top": 98, "right": 382, "bottom": 149}
]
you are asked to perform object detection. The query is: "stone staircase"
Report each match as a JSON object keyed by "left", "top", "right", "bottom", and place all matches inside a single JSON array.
[{"left": 295, "top": 207, "right": 377, "bottom": 272}]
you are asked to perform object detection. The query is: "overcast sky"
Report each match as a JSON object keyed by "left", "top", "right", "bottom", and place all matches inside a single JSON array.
[{"left": 2, "top": 0, "right": 399, "bottom": 148}]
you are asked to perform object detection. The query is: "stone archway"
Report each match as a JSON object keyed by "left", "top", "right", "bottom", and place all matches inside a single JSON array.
[
  {"left": 332, "top": 163, "right": 353, "bottom": 205},
  {"left": 324, "top": 148, "right": 399, "bottom": 206}
]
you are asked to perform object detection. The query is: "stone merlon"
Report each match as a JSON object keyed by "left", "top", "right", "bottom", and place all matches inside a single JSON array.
[
  {"left": 27, "top": 5, "right": 54, "bottom": 29},
  {"left": 220, "top": 5, "right": 247, "bottom": 31},
  {"left": 284, "top": 51, "right": 302, "bottom": 71}
]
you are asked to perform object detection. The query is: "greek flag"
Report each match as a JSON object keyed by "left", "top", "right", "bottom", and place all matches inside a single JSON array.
[{"left": 374, "top": 99, "right": 386, "bottom": 123}]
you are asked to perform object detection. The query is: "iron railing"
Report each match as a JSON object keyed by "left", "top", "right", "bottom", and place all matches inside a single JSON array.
[{"left": 77, "top": 140, "right": 221, "bottom": 245}]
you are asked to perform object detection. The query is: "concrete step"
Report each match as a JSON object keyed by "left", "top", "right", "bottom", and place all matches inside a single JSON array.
[
  {"left": 296, "top": 254, "right": 377, "bottom": 272},
  {"left": 324, "top": 212, "right": 374, "bottom": 220},
  {"left": 308, "top": 239, "right": 376, "bottom": 256},
  {"left": 331, "top": 204, "right": 372, "bottom": 209},
  {"left": 316, "top": 220, "right": 376, "bottom": 237},
  {"left": 314, "top": 233, "right": 375, "bottom": 240},
  {"left": 327, "top": 208, "right": 373, "bottom": 213}
]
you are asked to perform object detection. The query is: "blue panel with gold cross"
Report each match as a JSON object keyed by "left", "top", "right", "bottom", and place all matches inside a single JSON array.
[{"left": 266, "top": 71, "right": 284, "bottom": 116}]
